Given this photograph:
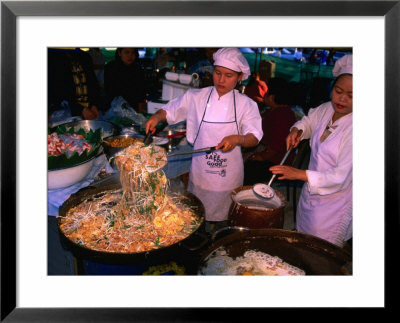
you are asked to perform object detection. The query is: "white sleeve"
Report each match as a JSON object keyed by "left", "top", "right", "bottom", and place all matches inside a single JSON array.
[
  {"left": 291, "top": 103, "right": 329, "bottom": 140},
  {"left": 238, "top": 97, "right": 263, "bottom": 142},
  {"left": 306, "top": 127, "right": 352, "bottom": 195},
  {"left": 164, "top": 91, "right": 192, "bottom": 125}
]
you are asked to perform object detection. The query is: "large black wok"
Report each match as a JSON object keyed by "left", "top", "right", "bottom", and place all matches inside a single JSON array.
[
  {"left": 197, "top": 229, "right": 352, "bottom": 275},
  {"left": 58, "top": 184, "right": 206, "bottom": 266}
]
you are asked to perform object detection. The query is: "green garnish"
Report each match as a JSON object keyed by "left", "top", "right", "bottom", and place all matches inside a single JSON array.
[{"left": 154, "top": 235, "right": 162, "bottom": 247}]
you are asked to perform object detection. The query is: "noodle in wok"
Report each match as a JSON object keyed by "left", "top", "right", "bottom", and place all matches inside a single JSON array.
[{"left": 59, "top": 141, "right": 202, "bottom": 253}]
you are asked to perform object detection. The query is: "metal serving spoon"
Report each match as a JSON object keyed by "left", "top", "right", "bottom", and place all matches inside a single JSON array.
[{"left": 252, "top": 149, "right": 292, "bottom": 200}]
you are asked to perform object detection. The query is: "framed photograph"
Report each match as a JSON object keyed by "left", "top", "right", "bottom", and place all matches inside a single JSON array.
[{"left": 2, "top": 0, "right": 397, "bottom": 320}]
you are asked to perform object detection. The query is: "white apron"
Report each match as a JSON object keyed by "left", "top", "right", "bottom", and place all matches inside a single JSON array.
[
  {"left": 188, "top": 89, "right": 243, "bottom": 221},
  {"left": 296, "top": 114, "right": 352, "bottom": 247}
]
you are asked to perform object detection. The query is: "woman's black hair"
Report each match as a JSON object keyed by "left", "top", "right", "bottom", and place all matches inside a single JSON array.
[
  {"left": 266, "top": 77, "right": 289, "bottom": 105},
  {"left": 332, "top": 73, "right": 352, "bottom": 88},
  {"left": 114, "top": 48, "right": 140, "bottom": 63}
]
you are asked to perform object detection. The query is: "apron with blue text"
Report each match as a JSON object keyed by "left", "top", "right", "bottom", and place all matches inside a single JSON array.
[{"left": 188, "top": 89, "right": 243, "bottom": 221}]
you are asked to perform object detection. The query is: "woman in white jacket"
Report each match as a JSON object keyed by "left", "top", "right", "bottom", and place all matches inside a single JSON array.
[
  {"left": 270, "top": 55, "right": 353, "bottom": 247},
  {"left": 146, "top": 48, "right": 263, "bottom": 232}
]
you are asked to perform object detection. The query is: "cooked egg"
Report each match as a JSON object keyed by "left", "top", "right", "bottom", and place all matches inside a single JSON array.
[{"left": 200, "top": 247, "right": 305, "bottom": 276}]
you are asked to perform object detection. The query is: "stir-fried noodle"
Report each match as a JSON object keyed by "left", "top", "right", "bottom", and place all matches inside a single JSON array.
[{"left": 59, "top": 141, "right": 202, "bottom": 253}]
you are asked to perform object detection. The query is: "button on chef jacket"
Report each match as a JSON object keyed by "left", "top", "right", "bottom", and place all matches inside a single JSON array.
[{"left": 163, "top": 86, "right": 263, "bottom": 221}]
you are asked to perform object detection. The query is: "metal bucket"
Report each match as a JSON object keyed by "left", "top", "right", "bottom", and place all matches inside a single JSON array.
[{"left": 228, "top": 186, "right": 286, "bottom": 229}]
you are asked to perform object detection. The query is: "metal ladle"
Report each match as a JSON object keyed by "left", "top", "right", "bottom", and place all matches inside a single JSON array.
[{"left": 252, "top": 149, "right": 292, "bottom": 200}]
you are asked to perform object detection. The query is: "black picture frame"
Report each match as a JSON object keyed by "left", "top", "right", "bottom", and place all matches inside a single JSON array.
[{"left": 1, "top": 0, "right": 397, "bottom": 321}]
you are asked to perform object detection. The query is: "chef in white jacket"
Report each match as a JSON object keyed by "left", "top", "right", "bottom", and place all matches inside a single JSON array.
[
  {"left": 146, "top": 48, "right": 263, "bottom": 231},
  {"left": 270, "top": 54, "right": 353, "bottom": 247}
]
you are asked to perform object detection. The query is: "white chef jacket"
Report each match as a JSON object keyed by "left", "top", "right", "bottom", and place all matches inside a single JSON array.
[
  {"left": 164, "top": 87, "right": 263, "bottom": 146},
  {"left": 163, "top": 86, "right": 263, "bottom": 221},
  {"left": 293, "top": 101, "right": 352, "bottom": 247}
]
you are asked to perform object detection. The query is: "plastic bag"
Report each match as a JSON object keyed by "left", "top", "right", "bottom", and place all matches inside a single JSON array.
[
  {"left": 103, "top": 96, "right": 148, "bottom": 127},
  {"left": 48, "top": 101, "right": 82, "bottom": 128}
]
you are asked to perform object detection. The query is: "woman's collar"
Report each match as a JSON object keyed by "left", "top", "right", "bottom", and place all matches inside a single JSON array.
[{"left": 213, "top": 87, "right": 235, "bottom": 100}]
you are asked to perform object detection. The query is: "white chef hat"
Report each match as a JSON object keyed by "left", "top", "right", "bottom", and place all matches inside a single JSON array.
[
  {"left": 213, "top": 48, "right": 251, "bottom": 80},
  {"left": 332, "top": 54, "right": 353, "bottom": 77}
]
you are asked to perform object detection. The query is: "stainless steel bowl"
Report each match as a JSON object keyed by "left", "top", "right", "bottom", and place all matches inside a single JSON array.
[{"left": 54, "top": 120, "right": 120, "bottom": 139}]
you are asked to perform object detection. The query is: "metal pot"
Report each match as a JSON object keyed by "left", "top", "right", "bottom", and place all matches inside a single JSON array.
[
  {"left": 197, "top": 229, "right": 352, "bottom": 275},
  {"left": 229, "top": 186, "right": 286, "bottom": 229},
  {"left": 58, "top": 184, "right": 207, "bottom": 265},
  {"left": 102, "top": 134, "right": 144, "bottom": 162}
]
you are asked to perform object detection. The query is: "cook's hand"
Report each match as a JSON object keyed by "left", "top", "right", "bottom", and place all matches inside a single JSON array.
[
  {"left": 216, "top": 135, "right": 241, "bottom": 152},
  {"left": 286, "top": 128, "right": 303, "bottom": 150},
  {"left": 269, "top": 165, "right": 308, "bottom": 181},
  {"left": 82, "top": 105, "right": 99, "bottom": 120},
  {"left": 145, "top": 117, "right": 158, "bottom": 135},
  {"left": 145, "top": 109, "right": 167, "bottom": 134}
]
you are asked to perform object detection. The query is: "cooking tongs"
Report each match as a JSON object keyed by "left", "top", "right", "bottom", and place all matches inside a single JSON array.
[
  {"left": 167, "top": 146, "right": 217, "bottom": 157},
  {"left": 143, "top": 132, "right": 153, "bottom": 145}
]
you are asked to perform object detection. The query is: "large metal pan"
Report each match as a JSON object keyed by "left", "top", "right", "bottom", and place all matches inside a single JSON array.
[
  {"left": 197, "top": 228, "right": 352, "bottom": 275},
  {"left": 52, "top": 120, "right": 120, "bottom": 139},
  {"left": 58, "top": 184, "right": 207, "bottom": 265}
]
